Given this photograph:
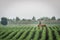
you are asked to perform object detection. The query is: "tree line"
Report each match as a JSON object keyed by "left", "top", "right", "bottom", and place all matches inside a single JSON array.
[{"left": 0, "top": 16, "right": 60, "bottom": 25}]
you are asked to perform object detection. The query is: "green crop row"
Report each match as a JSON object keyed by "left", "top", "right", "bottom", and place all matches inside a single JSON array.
[
  {"left": 40, "top": 27, "right": 46, "bottom": 40},
  {"left": 0, "top": 26, "right": 60, "bottom": 40}
]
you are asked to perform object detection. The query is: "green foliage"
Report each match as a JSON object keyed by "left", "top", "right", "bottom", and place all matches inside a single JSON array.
[
  {"left": 40, "top": 27, "right": 46, "bottom": 40},
  {"left": 16, "top": 17, "right": 20, "bottom": 21},
  {"left": 32, "top": 16, "right": 36, "bottom": 21},
  {"left": 47, "top": 27, "right": 53, "bottom": 40},
  {"left": 0, "top": 25, "right": 60, "bottom": 40},
  {"left": 40, "top": 17, "right": 50, "bottom": 20},
  {"left": 51, "top": 16, "right": 56, "bottom": 20},
  {"left": 57, "top": 18, "right": 60, "bottom": 21}
]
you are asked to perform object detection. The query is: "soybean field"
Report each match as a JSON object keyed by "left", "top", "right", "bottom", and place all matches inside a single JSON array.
[{"left": 0, "top": 25, "right": 60, "bottom": 40}]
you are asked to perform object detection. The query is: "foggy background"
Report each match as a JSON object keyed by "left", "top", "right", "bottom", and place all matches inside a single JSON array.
[{"left": 0, "top": 0, "right": 60, "bottom": 19}]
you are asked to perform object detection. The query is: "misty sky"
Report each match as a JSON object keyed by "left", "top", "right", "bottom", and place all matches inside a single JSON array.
[{"left": 0, "top": 0, "right": 60, "bottom": 19}]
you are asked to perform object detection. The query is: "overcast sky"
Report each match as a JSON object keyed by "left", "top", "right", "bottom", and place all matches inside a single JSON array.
[{"left": 0, "top": 0, "right": 60, "bottom": 19}]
